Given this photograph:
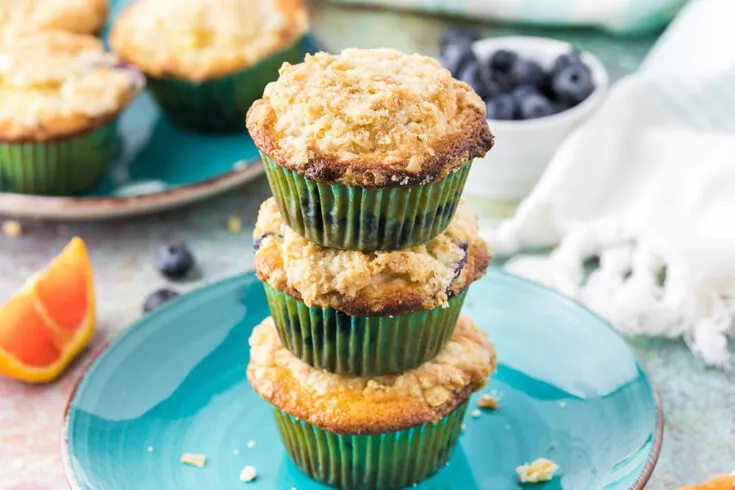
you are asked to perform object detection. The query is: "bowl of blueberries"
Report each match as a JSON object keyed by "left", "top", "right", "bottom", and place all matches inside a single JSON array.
[{"left": 441, "top": 28, "right": 609, "bottom": 202}]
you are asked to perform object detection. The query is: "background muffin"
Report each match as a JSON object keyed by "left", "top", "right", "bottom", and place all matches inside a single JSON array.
[
  {"left": 254, "top": 197, "right": 490, "bottom": 375},
  {"left": 0, "top": 30, "right": 143, "bottom": 195},
  {"left": 247, "top": 48, "right": 494, "bottom": 250},
  {"left": 0, "top": 0, "right": 107, "bottom": 35},
  {"left": 110, "top": 0, "right": 309, "bottom": 132},
  {"left": 248, "top": 314, "right": 496, "bottom": 488}
]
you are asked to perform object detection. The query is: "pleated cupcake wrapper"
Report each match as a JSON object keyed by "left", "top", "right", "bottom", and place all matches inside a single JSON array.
[
  {"left": 0, "top": 121, "right": 117, "bottom": 195},
  {"left": 274, "top": 402, "right": 468, "bottom": 490},
  {"left": 261, "top": 153, "right": 472, "bottom": 251},
  {"left": 264, "top": 283, "right": 467, "bottom": 376},
  {"left": 147, "top": 38, "right": 303, "bottom": 133}
]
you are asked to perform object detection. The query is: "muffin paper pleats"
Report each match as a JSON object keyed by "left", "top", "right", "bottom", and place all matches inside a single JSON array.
[
  {"left": 274, "top": 402, "right": 468, "bottom": 490},
  {"left": 264, "top": 283, "right": 467, "bottom": 376},
  {"left": 262, "top": 153, "right": 472, "bottom": 251},
  {"left": 0, "top": 121, "right": 118, "bottom": 195}
]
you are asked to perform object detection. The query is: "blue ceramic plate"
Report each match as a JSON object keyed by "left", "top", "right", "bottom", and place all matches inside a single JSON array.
[
  {"left": 63, "top": 270, "right": 662, "bottom": 490},
  {"left": 0, "top": 1, "right": 321, "bottom": 220}
]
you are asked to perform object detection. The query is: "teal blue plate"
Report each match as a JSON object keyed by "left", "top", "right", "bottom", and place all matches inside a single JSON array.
[
  {"left": 0, "top": 1, "right": 322, "bottom": 220},
  {"left": 63, "top": 270, "right": 662, "bottom": 489}
]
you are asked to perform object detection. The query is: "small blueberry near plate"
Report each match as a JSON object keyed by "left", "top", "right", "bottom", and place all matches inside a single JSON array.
[
  {"left": 155, "top": 240, "right": 195, "bottom": 280},
  {"left": 518, "top": 92, "right": 555, "bottom": 119},
  {"left": 64, "top": 270, "right": 662, "bottom": 490},
  {"left": 552, "top": 64, "right": 595, "bottom": 104},
  {"left": 143, "top": 288, "right": 180, "bottom": 313},
  {"left": 486, "top": 94, "right": 516, "bottom": 120}
]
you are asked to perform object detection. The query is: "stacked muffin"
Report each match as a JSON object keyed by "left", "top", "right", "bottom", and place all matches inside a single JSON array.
[{"left": 246, "top": 48, "right": 496, "bottom": 489}]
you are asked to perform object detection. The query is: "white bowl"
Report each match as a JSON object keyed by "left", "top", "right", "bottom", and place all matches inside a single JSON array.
[{"left": 466, "top": 36, "right": 609, "bottom": 201}]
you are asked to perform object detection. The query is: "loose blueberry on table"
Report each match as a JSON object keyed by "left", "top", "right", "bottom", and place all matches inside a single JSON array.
[
  {"left": 155, "top": 240, "right": 195, "bottom": 280},
  {"left": 440, "top": 28, "right": 596, "bottom": 120},
  {"left": 143, "top": 288, "right": 180, "bottom": 313}
]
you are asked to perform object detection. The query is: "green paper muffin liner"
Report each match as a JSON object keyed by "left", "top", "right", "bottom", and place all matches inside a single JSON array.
[
  {"left": 274, "top": 402, "right": 468, "bottom": 490},
  {"left": 0, "top": 121, "right": 118, "bottom": 196},
  {"left": 264, "top": 283, "right": 467, "bottom": 376},
  {"left": 146, "top": 38, "right": 303, "bottom": 133},
  {"left": 261, "top": 153, "right": 472, "bottom": 251}
]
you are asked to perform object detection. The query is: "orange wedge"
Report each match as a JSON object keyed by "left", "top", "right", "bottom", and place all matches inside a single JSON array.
[
  {"left": 680, "top": 475, "right": 735, "bottom": 490},
  {"left": 0, "top": 237, "right": 95, "bottom": 383}
]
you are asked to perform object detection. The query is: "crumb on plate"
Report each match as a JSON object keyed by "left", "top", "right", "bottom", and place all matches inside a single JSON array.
[
  {"left": 478, "top": 394, "right": 499, "bottom": 410},
  {"left": 181, "top": 453, "right": 207, "bottom": 468},
  {"left": 234, "top": 449, "right": 239, "bottom": 455},
  {"left": 247, "top": 440, "right": 256, "bottom": 448},
  {"left": 516, "top": 458, "right": 559, "bottom": 483},
  {"left": 2, "top": 220, "right": 22, "bottom": 238},
  {"left": 240, "top": 465, "right": 257, "bottom": 482},
  {"left": 470, "top": 409, "right": 482, "bottom": 418},
  {"left": 147, "top": 446, "right": 154, "bottom": 453}
]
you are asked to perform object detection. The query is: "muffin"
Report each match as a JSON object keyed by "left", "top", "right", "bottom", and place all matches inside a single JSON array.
[
  {"left": 0, "top": 30, "right": 143, "bottom": 195},
  {"left": 0, "top": 0, "right": 108, "bottom": 36},
  {"left": 246, "top": 48, "right": 494, "bottom": 251},
  {"left": 110, "top": 0, "right": 309, "bottom": 132},
  {"left": 254, "top": 197, "right": 490, "bottom": 376},
  {"left": 248, "top": 314, "right": 496, "bottom": 489}
]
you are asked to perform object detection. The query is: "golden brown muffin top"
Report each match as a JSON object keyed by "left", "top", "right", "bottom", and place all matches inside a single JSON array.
[
  {"left": 0, "top": 30, "right": 143, "bottom": 141},
  {"left": 248, "top": 314, "right": 496, "bottom": 435},
  {"left": 110, "top": 0, "right": 309, "bottom": 82},
  {"left": 254, "top": 198, "right": 490, "bottom": 316},
  {"left": 0, "top": 0, "right": 107, "bottom": 35},
  {"left": 246, "top": 48, "right": 494, "bottom": 187}
]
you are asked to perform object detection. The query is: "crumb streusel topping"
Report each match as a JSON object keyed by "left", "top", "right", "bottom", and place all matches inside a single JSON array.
[
  {"left": 247, "top": 48, "right": 494, "bottom": 187},
  {"left": 254, "top": 197, "right": 490, "bottom": 316},
  {"left": 110, "top": 0, "right": 309, "bottom": 81},
  {"left": 0, "top": 0, "right": 107, "bottom": 35},
  {"left": 247, "top": 314, "right": 496, "bottom": 435},
  {"left": 0, "top": 30, "right": 143, "bottom": 141}
]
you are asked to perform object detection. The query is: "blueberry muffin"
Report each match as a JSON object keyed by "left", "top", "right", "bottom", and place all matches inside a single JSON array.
[
  {"left": 254, "top": 197, "right": 490, "bottom": 376},
  {"left": 248, "top": 314, "right": 496, "bottom": 489},
  {"left": 246, "top": 48, "right": 494, "bottom": 250},
  {"left": 0, "top": 0, "right": 107, "bottom": 35},
  {"left": 0, "top": 30, "right": 143, "bottom": 195},
  {"left": 110, "top": 0, "right": 309, "bottom": 132}
]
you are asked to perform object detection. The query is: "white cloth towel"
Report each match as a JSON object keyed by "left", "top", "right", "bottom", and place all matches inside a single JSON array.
[{"left": 485, "top": 0, "right": 735, "bottom": 368}]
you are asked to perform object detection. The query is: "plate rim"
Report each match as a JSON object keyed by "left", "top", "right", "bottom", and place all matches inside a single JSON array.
[
  {"left": 60, "top": 269, "right": 664, "bottom": 490},
  {"left": 0, "top": 159, "right": 263, "bottom": 221}
]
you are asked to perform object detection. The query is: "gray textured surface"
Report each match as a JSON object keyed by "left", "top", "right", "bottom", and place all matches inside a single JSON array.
[{"left": 0, "top": 2, "right": 733, "bottom": 488}]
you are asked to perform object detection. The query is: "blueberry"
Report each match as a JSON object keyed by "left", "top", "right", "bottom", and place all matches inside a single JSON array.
[
  {"left": 510, "top": 85, "right": 539, "bottom": 103},
  {"left": 457, "top": 61, "right": 496, "bottom": 100},
  {"left": 511, "top": 59, "right": 548, "bottom": 89},
  {"left": 155, "top": 240, "right": 195, "bottom": 280},
  {"left": 143, "top": 288, "right": 180, "bottom": 313},
  {"left": 552, "top": 65, "right": 595, "bottom": 105},
  {"left": 440, "top": 43, "right": 476, "bottom": 77},
  {"left": 489, "top": 49, "right": 518, "bottom": 74},
  {"left": 485, "top": 94, "right": 516, "bottom": 120},
  {"left": 552, "top": 50, "right": 585, "bottom": 77},
  {"left": 518, "top": 93, "right": 554, "bottom": 119},
  {"left": 441, "top": 26, "right": 479, "bottom": 50}
]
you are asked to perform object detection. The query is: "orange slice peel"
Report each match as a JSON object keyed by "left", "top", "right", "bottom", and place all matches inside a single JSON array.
[
  {"left": 0, "top": 237, "right": 96, "bottom": 383},
  {"left": 680, "top": 474, "right": 735, "bottom": 490}
]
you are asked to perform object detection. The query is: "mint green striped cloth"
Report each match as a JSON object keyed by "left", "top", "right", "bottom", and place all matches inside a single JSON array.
[{"left": 330, "top": 0, "right": 687, "bottom": 34}]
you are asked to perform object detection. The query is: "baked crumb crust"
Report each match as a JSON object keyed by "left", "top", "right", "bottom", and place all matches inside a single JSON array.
[
  {"left": 0, "top": 0, "right": 108, "bottom": 35},
  {"left": 110, "top": 0, "right": 309, "bottom": 82},
  {"left": 248, "top": 314, "right": 496, "bottom": 435},
  {"left": 247, "top": 48, "right": 494, "bottom": 187},
  {"left": 254, "top": 197, "right": 490, "bottom": 316},
  {"left": 0, "top": 30, "right": 142, "bottom": 141}
]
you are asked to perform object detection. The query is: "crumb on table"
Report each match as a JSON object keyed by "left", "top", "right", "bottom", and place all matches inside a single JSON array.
[
  {"left": 228, "top": 216, "right": 243, "bottom": 233},
  {"left": 478, "top": 394, "right": 499, "bottom": 410},
  {"left": 2, "top": 220, "right": 22, "bottom": 238},
  {"left": 180, "top": 453, "right": 207, "bottom": 468},
  {"left": 247, "top": 440, "right": 256, "bottom": 448},
  {"left": 516, "top": 458, "right": 559, "bottom": 483},
  {"left": 240, "top": 465, "right": 257, "bottom": 482}
]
